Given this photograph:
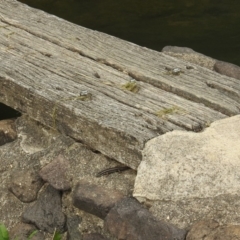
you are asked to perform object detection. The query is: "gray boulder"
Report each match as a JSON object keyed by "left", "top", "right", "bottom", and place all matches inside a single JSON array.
[{"left": 133, "top": 115, "right": 240, "bottom": 228}]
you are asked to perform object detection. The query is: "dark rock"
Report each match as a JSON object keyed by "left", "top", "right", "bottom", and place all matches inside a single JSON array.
[
  {"left": 162, "top": 45, "right": 216, "bottom": 70},
  {"left": 186, "top": 219, "right": 240, "bottom": 240},
  {"left": 22, "top": 184, "right": 66, "bottom": 234},
  {"left": 73, "top": 180, "right": 124, "bottom": 219},
  {"left": 214, "top": 60, "right": 240, "bottom": 80},
  {"left": 83, "top": 233, "right": 109, "bottom": 240},
  {"left": 9, "top": 222, "right": 44, "bottom": 240},
  {"left": 0, "top": 119, "right": 17, "bottom": 146},
  {"left": 67, "top": 215, "right": 82, "bottom": 240},
  {"left": 8, "top": 169, "right": 44, "bottom": 203},
  {"left": 186, "top": 219, "right": 219, "bottom": 240},
  {"left": 186, "top": 219, "right": 219, "bottom": 239},
  {"left": 162, "top": 46, "right": 195, "bottom": 54},
  {"left": 39, "top": 154, "right": 71, "bottom": 191},
  {"left": 104, "top": 197, "right": 187, "bottom": 240}
]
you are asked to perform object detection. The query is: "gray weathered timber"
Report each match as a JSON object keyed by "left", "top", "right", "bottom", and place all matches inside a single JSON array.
[{"left": 0, "top": 0, "right": 239, "bottom": 168}]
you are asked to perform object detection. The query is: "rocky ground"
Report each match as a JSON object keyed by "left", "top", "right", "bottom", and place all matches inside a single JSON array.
[
  {"left": 1, "top": 47, "right": 240, "bottom": 240},
  {"left": 0, "top": 116, "right": 186, "bottom": 240},
  {"left": 1, "top": 111, "right": 240, "bottom": 240}
]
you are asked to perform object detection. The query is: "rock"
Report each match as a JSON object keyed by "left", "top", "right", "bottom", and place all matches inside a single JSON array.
[
  {"left": 134, "top": 115, "right": 240, "bottom": 200},
  {"left": 73, "top": 180, "right": 124, "bottom": 219},
  {"left": 104, "top": 197, "right": 187, "bottom": 240},
  {"left": 186, "top": 219, "right": 219, "bottom": 239},
  {"left": 214, "top": 60, "right": 240, "bottom": 80},
  {"left": 9, "top": 222, "right": 44, "bottom": 240},
  {"left": 22, "top": 184, "right": 66, "bottom": 234},
  {"left": 66, "top": 215, "right": 82, "bottom": 240},
  {"left": 186, "top": 219, "right": 240, "bottom": 240},
  {"left": 0, "top": 119, "right": 17, "bottom": 146},
  {"left": 162, "top": 46, "right": 216, "bottom": 70},
  {"left": 83, "top": 233, "right": 109, "bottom": 240},
  {"left": 162, "top": 46, "right": 240, "bottom": 81},
  {"left": 0, "top": 115, "right": 136, "bottom": 237},
  {"left": 39, "top": 154, "right": 71, "bottom": 191},
  {"left": 8, "top": 169, "right": 44, "bottom": 203},
  {"left": 133, "top": 115, "right": 240, "bottom": 228},
  {"left": 162, "top": 46, "right": 196, "bottom": 54},
  {"left": 16, "top": 115, "right": 62, "bottom": 155}
]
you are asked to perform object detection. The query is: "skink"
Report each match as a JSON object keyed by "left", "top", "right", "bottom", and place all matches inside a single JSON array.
[{"left": 96, "top": 166, "right": 130, "bottom": 177}]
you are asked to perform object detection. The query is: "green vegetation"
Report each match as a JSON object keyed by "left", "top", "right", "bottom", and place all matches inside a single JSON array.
[
  {"left": 51, "top": 92, "right": 92, "bottom": 129},
  {"left": 26, "top": 230, "right": 38, "bottom": 239},
  {"left": 0, "top": 224, "right": 61, "bottom": 240},
  {"left": 76, "top": 93, "right": 92, "bottom": 101},
  {"left": 0, "top": 224, "right": 9, "bottom": 240},
  {"left": 156, "top": 106, "right": 184, "bottom": 119},
  {"left": 121, "top": 81, "right": 139, "bottom": 93},
  {"left": 51, "top": 230, "right": 62, "bottom": 240}
]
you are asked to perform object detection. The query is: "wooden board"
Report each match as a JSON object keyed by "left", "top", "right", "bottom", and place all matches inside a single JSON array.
[{"left": 0, "top": 0, "right": 239, "bottom": 169}]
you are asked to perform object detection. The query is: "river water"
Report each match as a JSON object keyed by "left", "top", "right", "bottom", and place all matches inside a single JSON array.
[{"left": 17, "top": 0, "right": 240, "bottom": 66}]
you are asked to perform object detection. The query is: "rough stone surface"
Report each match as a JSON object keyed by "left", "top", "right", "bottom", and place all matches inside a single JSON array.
[
  {"left": 22, "top": 184, "right": 66, "bottom": 234},
  {"left": 73, "top": 180, "right": 124, "bottom": 219},
  {"left": 9, "top": 222, "right": 45, "bottom": 240},
  {"left": 0, "top": 119, "right": 17, "bottom": 146},
  {"left": 149, "top": 194, "right": 240, "bottom": 231},
  {"left": 133, "top": 115, "right": 240, "bottom": 228},
  {"left": 104, "top": 197, "right": 187, "bottom": 240},
  {"left": 162, "top": 46, "right": 196, "bottom": 54},
  {"left": 8, "top": 169, "right": 44, "bottom": 203},
  {"left": 186, "top": 219, "right": 240, "bottom": 240},
  {"left": 39, "top": 154, "right": 71, "bottom": 191},
  {"left": 66, "top": 215, "right": 82, "bottom": 240},
  {"left": 214, "top": 60, "right": 240, "bottom": 80},
  {"left": 134, "top": 115, "right": 240, "bottom": 200},
  {"left": 162, "top": 46, "right": 216, "bottom": 70},
  {"left": 83, "top": 233, "right": 109, "bottom": 240},
  {"left": 0, "top": 115, "right": 136, "bottom": 240}
]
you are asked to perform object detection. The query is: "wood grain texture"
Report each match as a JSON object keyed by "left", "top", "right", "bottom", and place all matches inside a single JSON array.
[{"left": 0, "top": 0, "right": 239, "bottom": 168}]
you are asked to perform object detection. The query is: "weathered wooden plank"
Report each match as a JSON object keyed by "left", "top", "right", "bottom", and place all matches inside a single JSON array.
[
  {"left": 1, "top": 0, "right": 239, "bottom": 116},
  {"left": 0, "top": 19, "right": 227, "bottom": 128},
  {"left": 0, "top": 0, "right": 239, "bottom": 168}
]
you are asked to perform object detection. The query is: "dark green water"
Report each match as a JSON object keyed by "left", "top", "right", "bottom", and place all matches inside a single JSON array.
[{"left": 16, "top": 1, "right": 240, "bottom": 66}]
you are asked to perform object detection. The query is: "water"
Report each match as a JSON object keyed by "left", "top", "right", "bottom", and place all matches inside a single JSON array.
[{"left": 16, "top": 1, "right": 240, "bottom": 66}]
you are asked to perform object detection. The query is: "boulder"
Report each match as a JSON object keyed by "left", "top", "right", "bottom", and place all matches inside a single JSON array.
[
  {"left": 39, "top": 154, "right": 71, "bottom": 191},
  {"left": 162, "top": 46, "right": 216, "bottom": 70},
  {"left": 73, "top": 180, "right": 124, "bottom": 219},
  {"left": 186, "top": 219, "right": 240, "bottom": 240},
  {"left": 104, "top": 197, "right": 186, "bottom": 240},
  {"left": 0, "top": 119, "right": 17, "bottom": 146},
  {"left": 22, "top": 184, "right": 66, "bottom": 234},
  {"left": 8, "top": 169, "right": 44, "bottom": 203},
  {"left": 133, "top": 115, "right": 240, "bottom": 228},
  {"left": 214, "top": 60, "right": 240, "bottom": 80}
]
